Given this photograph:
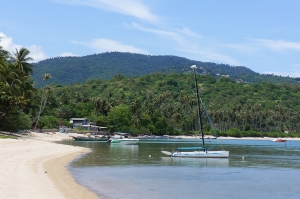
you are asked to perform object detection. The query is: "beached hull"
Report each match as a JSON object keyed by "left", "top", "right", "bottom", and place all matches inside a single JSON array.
[
  {"left": 110, "top": 138, "right": 139, "bottom": 145},
  {"left": 161, "top": 150, "right": 229, "bottom": 158},
  {"left": 71, "top": 136, "right": 109, "bottom": 142}
]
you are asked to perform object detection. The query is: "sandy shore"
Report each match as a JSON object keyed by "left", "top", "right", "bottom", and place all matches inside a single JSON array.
[{"left": 0, "top": 132, "right": 99, "bottom": 199}]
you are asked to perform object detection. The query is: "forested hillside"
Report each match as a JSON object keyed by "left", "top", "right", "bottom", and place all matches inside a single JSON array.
[
  {"left": 26, "top": 72, "right": 300, "bottom": 137},
  {"left": 32, "top": 52, "right": 299, "bottom": 87},
  {"left": 2, "top": 42, "right": 300, "bottom": 137}
]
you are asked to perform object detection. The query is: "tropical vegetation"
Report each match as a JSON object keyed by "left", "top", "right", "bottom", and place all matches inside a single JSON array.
[
  {"left": 1, "top": 40, "right": 300, "bottom": 138},
  {"left": 0, "top": 41, "right": 36, "bottom": 132},
  {"left": 29, "top": 73, "right": 300, "bottom": 138}
]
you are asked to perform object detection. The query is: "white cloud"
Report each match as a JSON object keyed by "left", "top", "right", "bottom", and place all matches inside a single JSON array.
[
  {"left": 52, "top": 0, "right": 159, "bottom": 23},
  {"left": 176, "top": 28, "right": 202, "bottom": 38},
  {"left": 127, "top": 23, "right": 240, "bottom": 65},
  {"left": 26, "top": 45, "right": 47, "bottom": 62},
  {"left": 182, "top": 48, "right": 240, "bottom": 66},
  {"left": 127, "top": 22, "right": 187, "bottom": 45},
  {"left": 251, "top": 39, "right": 300, "bottom": 51},
  {"left": 73, "top": 38, "right": 148, "bottom": 54},
  {"left": 0, "top": 32, "right": 47, "bottom": 62},
  {"left": 0, "top": 32, "right": 21, "bottom": 52},
  {"left": 60, "top": 52, "right": 79, "bottom": 57}
]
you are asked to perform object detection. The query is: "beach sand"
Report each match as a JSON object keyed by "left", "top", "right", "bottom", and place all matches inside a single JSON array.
[{"left": 0, "top": 132, "right": 100, "bottom": 199}]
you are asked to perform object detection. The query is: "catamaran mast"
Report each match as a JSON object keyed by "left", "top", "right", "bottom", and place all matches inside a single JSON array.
[{"left": 191, "top": 65, "right": 205, "bottom": 149}]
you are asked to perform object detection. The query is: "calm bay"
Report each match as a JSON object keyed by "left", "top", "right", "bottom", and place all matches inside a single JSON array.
[{"left": 58, "top": 139, "right": 300, "bottom": 199}]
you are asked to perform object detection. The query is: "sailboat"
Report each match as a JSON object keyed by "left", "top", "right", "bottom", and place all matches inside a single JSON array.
[{"left": 161, "top": 65, "right": 229, "bottom": 158}]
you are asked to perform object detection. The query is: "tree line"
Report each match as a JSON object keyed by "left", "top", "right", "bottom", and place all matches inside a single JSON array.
[
  {"left": 31, "top": 73, "right": 300, "bottom": 138},
  {"left": 1, "top": 40, "right": 300, "bottom": 137}
]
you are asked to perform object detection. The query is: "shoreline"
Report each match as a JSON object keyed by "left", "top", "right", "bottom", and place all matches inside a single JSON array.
[
  {"left": 0, "top": 132, "right": 100, "bottom": 199},
  {"left": 43, "top": 149, "right": 99, "bottom": 199},
  {"left": 1, "top": 132, "right": 299, "bottom": 198},
  {"left": 177, "top": 135, "right": 300, "bottom": 140}
]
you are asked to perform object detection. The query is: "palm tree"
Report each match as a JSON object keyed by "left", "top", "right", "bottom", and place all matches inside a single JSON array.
[
  {"left": 11, "top": 48, "right": 33, "bottom": 75},
  {"left": 31, "top": 73, "right": 52, "bottom": 130},
  {"left": 132, "top": 114, "right": 141, "bottom": 129},
  {"left": 129, "top": 99, "right": 141, "bottom": 115},
  {"left": 93, "top": 97, "right": 104, "bottom": 116},
  {"left": 103, "top": 95, "right": 116, "bottom": 115},
  {"left": 142, "top": 100, "right": 154, "bottom": 116},
  {"left": 0, "top": 42, "right": 9, "bottom": 67}
]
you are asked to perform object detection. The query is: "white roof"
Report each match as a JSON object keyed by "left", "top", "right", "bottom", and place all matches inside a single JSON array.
[{"left": 70, "top": 118, "right": 88, "bottom": 120}]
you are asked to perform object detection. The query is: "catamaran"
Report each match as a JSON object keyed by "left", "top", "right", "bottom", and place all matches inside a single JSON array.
[{"left": 161, "top": 65, "right": 229, "bottom": 158}]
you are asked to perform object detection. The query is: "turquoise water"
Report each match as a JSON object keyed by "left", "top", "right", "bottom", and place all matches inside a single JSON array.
[{"left": 59, "top": 139, "right": 300, "bottom": 199}]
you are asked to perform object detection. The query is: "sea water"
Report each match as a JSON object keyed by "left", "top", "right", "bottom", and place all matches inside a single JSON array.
[{"left": 59, "top": 139, "right": 300, "bottom": 199}]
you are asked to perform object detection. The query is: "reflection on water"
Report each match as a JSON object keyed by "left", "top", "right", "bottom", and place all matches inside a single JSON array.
[
  {"left": 161, "top": 157, "right": 229, "bottom": 167},
  {"left": 58, "top": 139, "right": 300, "bottom": 169}
]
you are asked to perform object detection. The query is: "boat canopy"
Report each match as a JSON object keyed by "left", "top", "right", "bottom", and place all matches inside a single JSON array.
[
  {"left": 177, "top": 147, "right": 205, "bottom": 151},
  {"left": 115, "top": 132, "right": 128, "bottom": 135}
]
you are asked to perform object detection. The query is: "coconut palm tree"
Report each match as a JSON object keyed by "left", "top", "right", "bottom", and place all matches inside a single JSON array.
[
  {"left": 93, "top": 97, "right": 104, "bottom": 116},
  {"left": 129, "top": 99, "right": 141, "bottom": 115},
  {"left": 11, "top": 48, "right": 33, "bottom": 75},
  {"left": 142, "top": 100, "right": 154, "bottom": 116},
  {"left": 32, "top": 73, "right": 52, "bottom": 130}
]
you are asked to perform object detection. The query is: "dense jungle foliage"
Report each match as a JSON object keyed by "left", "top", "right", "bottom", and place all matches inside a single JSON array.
[
  {"left": 27, "top": 72, "right": 300, "bottom": 138},
  {"left": 0, "top": 43, "right": 36, "bottom": 131},
  {"left": 1, "top": 41, "right": 300, "bottom": 137},
  {"left": 32, "top": 52, "right": 300, "bottom": 87}
]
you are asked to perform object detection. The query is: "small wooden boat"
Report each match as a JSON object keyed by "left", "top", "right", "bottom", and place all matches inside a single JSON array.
[{"left": 71, "top": 135, "right": 109, "bottom": 142}]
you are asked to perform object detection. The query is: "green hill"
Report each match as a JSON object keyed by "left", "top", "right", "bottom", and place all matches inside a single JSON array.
[{"left": 32, "top": 52, "right": 299, "bottom": 87}]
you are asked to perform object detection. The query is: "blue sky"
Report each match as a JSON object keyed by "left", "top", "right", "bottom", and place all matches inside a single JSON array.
[{"left": 1, "top": 0, "right": 300, "bottom": 77}]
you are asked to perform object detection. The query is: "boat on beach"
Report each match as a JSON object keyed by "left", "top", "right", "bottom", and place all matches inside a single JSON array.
[{"left": 161, "top": 65, "right": 229, "bottom": 158}]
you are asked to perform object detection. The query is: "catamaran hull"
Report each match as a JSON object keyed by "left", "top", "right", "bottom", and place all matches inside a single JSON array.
[
  {"left": 161, "top": 151, "right": 229, "bottom": 158},
  {"left": 109, "top": 138, "right": 139, "bottom": 145}
]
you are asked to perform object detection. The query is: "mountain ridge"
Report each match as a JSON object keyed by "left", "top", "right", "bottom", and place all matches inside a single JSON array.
[{"left": 32, "top": 52, "right": 298, "bottom": 87}]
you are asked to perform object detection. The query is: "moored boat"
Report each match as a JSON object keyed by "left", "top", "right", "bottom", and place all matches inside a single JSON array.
[
  {"left": 71, "top": 134, "right": 109, "bottom": 142},
  {"left": 108, "top": 138, "right": 139, "bottom": 145},
  {"left": 161, "top": 65, "right": 229, "bottom": 158},
  {"left": 161, "top": 147, "right": 229, "bottom": 158},
  {"left": 271, "top": 138, "right": 286, "bottom": 142},
  {"left": 108, "top": 132, "right": 139, "bottom": 145}
]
